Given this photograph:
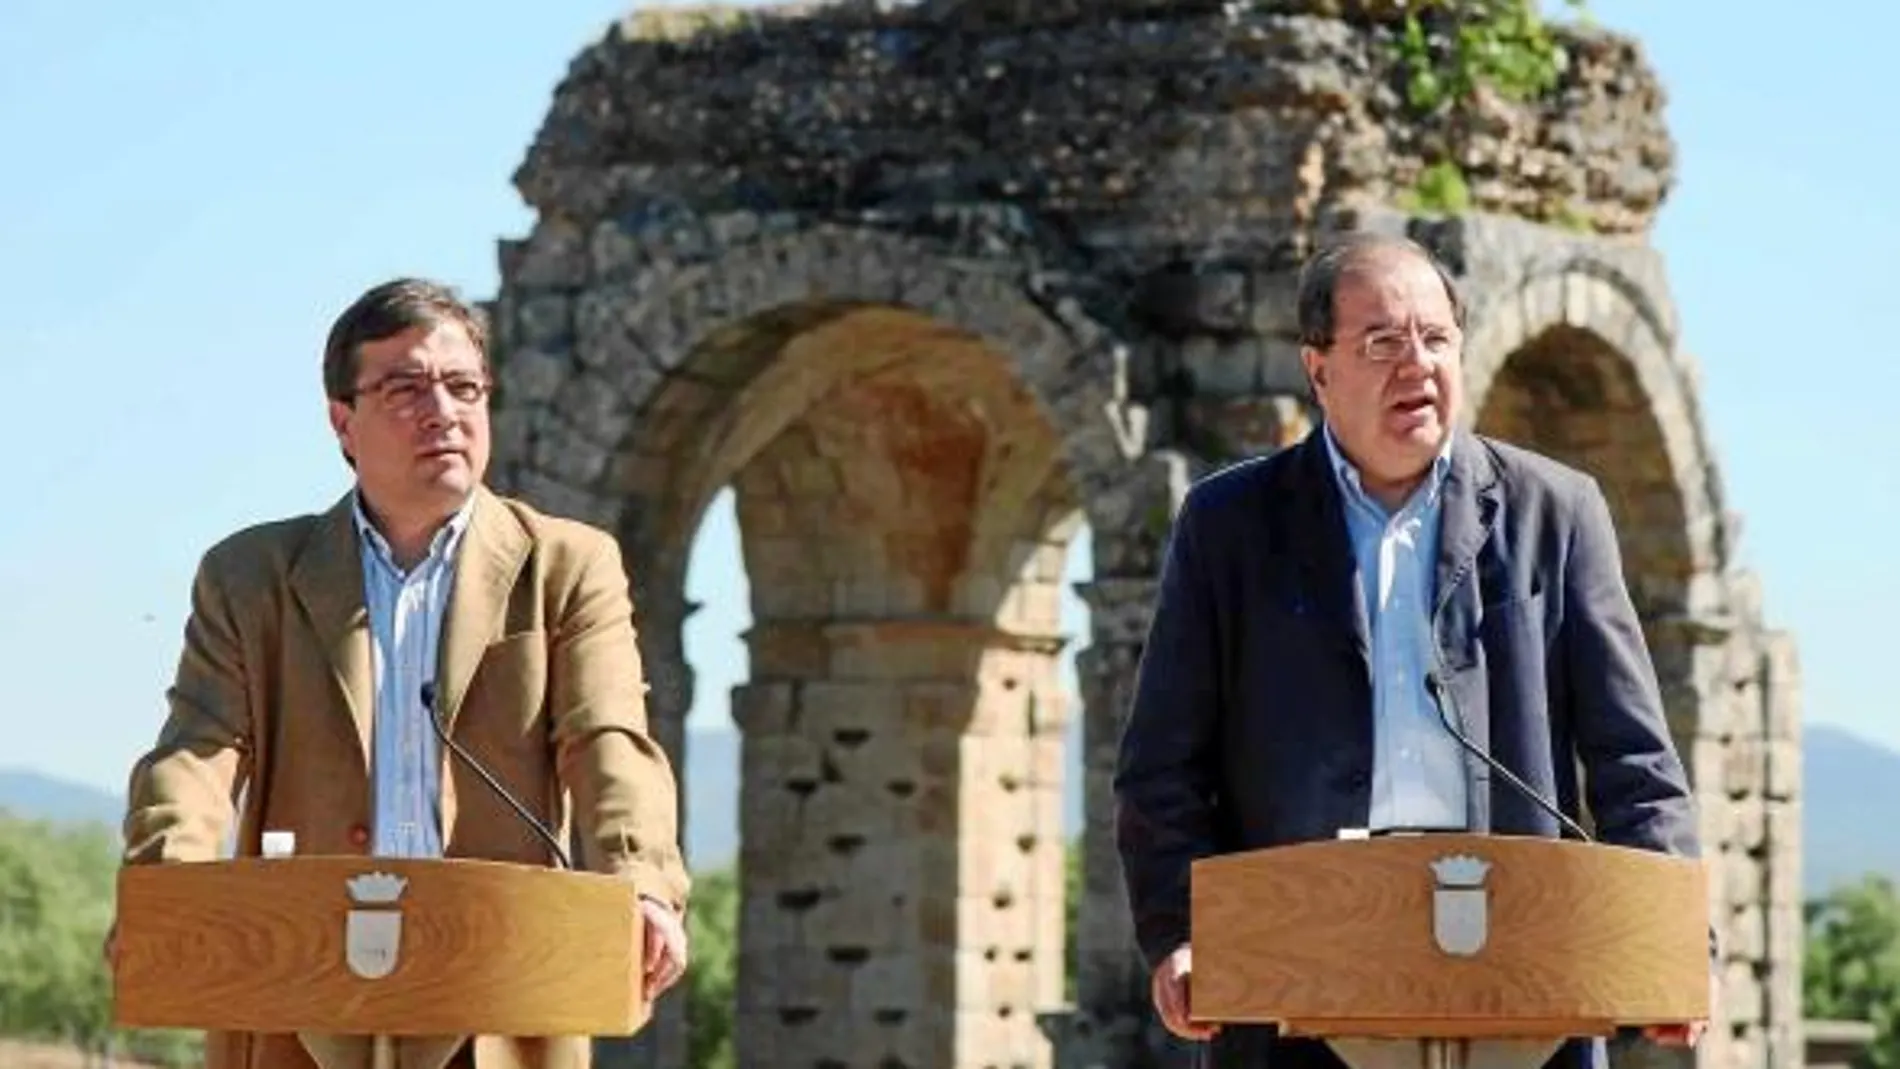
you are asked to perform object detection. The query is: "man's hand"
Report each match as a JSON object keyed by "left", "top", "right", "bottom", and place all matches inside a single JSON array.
[
  {"left": 1151, "top": 944, "right": 1219, "bottom": 1042},
  {"left": 639, "top": 895, "right": 688, "bottom": 1001}
]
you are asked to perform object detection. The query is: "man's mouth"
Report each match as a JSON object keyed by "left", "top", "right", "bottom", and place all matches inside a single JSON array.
[
  {"left": 418, "top": 444, "right": 465, "bottom": 460},
  {"left": 1390, "top": 396, "right": 1436, "bottom": 416}
]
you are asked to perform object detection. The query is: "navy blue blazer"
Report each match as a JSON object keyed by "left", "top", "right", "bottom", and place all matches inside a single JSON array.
[{"left": 1113, "top": 428, "right": 1703, "bottom": 1069}]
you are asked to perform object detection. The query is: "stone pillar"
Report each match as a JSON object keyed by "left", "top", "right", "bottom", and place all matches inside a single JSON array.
[
  {"left": 732, "top": 616, "right": 1069, "bottom": 1069},
  {"left": 1631, "top": 565, "right": 1803, "bottom": 1069},
  {"left": 1757, "top": 628, "right": 1804, "bottom": 1069},
  {"left": 1050, "top": 453, "right": 1200, "bottom": 1069}
]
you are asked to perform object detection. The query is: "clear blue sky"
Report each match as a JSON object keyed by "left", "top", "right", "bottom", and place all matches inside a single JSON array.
[{"left": 0, "top": 0, "right": 1890, "bottom": 799}]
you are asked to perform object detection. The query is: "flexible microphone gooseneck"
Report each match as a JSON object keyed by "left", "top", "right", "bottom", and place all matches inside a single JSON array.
[
  {"left": 1422, "top": 644, "right": 1595, "bottom": 844},
  {"left": 420, "top": 682, "right": 572, "bottom": 870}
]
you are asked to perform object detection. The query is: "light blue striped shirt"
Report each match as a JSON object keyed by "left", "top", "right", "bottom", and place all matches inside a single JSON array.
[
  {"left": 352, "top": 494, "right": 473, "bottom": 858},
  {"left": 1321, "top": 426, "right": 1467, "bottom": 832}
]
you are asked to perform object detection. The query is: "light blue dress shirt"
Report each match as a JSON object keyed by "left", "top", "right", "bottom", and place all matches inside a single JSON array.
[
  {"left": 352, "top": 494, "right": 473, "bottom": 858},
  {"left": 1320, "top": 426, "right": 1468, "bottom": 832}
]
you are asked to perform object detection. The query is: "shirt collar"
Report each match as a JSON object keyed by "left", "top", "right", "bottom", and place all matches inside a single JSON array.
[
  {"left": 1321, "top": 421, "right": 1454, "bottom": 512},
  {"left": 351, "top": 490, "right": 476, "bottom": 573}
]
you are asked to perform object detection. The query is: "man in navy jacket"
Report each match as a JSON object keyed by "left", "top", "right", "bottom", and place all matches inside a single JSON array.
[{"left": 1114, "top": 233, "right": 1709, "bottom": 1068}]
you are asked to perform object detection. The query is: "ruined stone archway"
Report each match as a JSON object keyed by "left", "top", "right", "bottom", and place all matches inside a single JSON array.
[
  {"left": 485, "top": 4, "right": 1805, "bottom": 1065},
  {"left": 1466, "top": 261, "right": 1801, "bottom": 1069},
  {"left": 489, "top": 226, "right": 1136, "bottom": 1069}
]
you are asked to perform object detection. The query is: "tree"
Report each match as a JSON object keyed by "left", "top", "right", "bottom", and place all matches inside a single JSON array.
[
  {"left": 1805, "top": 874, "right": 1900, "bottom": 1069},
  {"left": 0, "top": 811, "right": 200, "bottom": 1067},
  {"left": 686, "top": 864, "right": 737, "bottom": 1069}
]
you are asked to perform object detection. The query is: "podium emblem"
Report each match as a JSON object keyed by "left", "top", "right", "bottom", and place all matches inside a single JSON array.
[
  {"left": 1429, "top": 854, "right": 1490, "bottom": 956},
  {"left": 344, "top": 872, "right": 408, "bottom": 980}
]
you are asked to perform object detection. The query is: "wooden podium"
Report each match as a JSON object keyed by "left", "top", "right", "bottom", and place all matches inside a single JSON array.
[
  {"left": 111, "top": 856, "right": 647, "bottom": 1064},
  {"left": 1190, "top": 833, "right": 1710, "bottom": 1069}
]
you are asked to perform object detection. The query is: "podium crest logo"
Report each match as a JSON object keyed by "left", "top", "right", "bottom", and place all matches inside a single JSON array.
[
  {"left": 344, "top": 872, "right": 408, "bottom": 980},
  {"left": 1429, "top": 854, "right": 1490, "bottom": 957}
]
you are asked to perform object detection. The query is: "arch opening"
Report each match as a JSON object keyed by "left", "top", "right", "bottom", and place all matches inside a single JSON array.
[
  {"left": 1473, "top": 322, "right": 1695, "bottom": 622},
  {"left": 634, "top": 301, "right": 1088, "bottom": 1069}
]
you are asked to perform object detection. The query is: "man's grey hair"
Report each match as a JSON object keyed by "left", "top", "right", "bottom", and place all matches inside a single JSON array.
[{"left": 1295, "top": 233, "right": 1466, "bottom": 351}]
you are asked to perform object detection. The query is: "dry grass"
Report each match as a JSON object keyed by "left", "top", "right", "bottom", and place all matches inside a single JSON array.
[{"left": 0, "top": 1038, "right": 169, "bottom": 1069}]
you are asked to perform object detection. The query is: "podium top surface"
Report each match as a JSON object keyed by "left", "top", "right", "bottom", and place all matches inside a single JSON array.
[{"left": 1189, "top": 834, "right": 1711, "bottom": 1037}]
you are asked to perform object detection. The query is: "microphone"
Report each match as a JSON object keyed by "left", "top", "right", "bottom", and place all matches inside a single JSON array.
[
  {"left": 420, "top": 682, "right": 572, "bottom": 870},
  {"left": 1422, "top": 646, "right": 1595, "bottom": 844}
]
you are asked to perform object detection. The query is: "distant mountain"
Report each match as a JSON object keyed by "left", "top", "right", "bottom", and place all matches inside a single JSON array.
[
  {"left": 7, "top": 722, "right": 1894, "bottom": 897},
  {"left": 1802, "top": 723, "right": 1900, "bottom": 896},
  {"left": 0, "top": 768, "right": 121, "bottom": 827}
]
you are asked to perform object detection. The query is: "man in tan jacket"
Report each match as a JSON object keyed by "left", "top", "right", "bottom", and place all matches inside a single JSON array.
[{"left": 110, "top": 278, "right": 691, "bottom": 1069}]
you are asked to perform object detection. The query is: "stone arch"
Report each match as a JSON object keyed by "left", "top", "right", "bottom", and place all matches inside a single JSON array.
[
  {"left": 1465, "top": 264, "right": 1727, "bottom": 624},
  {"left": 492, "top": 225, "right": 1133, "bottom": 1069}
]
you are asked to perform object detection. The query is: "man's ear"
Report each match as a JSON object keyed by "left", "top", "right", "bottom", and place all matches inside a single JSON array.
[
  {"left": 1300, "top": 345, "right": 1328, "bottom": 392},
  {"left": 327, "top": 399, "right": 356, "bottom": 467}
]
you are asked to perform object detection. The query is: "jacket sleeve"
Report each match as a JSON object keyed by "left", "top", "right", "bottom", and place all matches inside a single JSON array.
[
  {"left": 122, "top": 547, "right": 253, "bottom": 864},
  {"left": 1561, "top": 475, "right": 1701, "bottom": 862},
  {"left": 549, "top": 531, "right": 692, "bottom": 912},
  {"left": 1113, "top": 488, "right": 1225, "bottom": 972}
]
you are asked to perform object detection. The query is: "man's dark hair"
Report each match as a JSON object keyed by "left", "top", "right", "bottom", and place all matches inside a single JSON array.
[
  {"left": 1295, "top": 233, "right": 1466, "bottom": 351},
  {"left": 322, "top": 278, "right": 489, "bottom": 402}
]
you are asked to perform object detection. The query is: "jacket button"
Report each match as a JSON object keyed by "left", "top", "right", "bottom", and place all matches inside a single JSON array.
[{"left": 349, "top": 824, "right": 370, "bottom": 847}]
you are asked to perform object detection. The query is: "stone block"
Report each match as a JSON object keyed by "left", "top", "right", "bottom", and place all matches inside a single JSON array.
[
  {"left": 550, "top": 371, "right": 633, "bottom": 448},
  {"left": 1766, "top": 904, "right": 1803, "bottom": 990},
  {"left": 1728, "top": 793, "right": 1766, "bottom": 854},
  {"left": 1722, "top": 961, "right": 1764, "bottom": 1026},
  {"left": 1758, "top": 632, "right": 1803, "bottom": 739},
  {"left": 803, "top": 888, "right": 907, "bottom": 951},
  {"left": 730, "top": 682, "right": 797, "bottom": 735},
  {"left": 1725, "top": 905, "right": 1765, "bottom": 962},
  {"left": 1076, "top": 580, "right": 1161, "bottom": 645},
  {"left": 890, "top": 682, "right": 976, "bottom": 739},
  {"left": 1690, "top": 738, "right": 1729, "bottom": 797},
  {"left": 1764, "top": 804, "right": 1802, "bottom": 907},
  {"left": 496, "top": 345, "right": 572, "bottom": 406},
  {"left": 1723, "top": 738, "right": 1764, "bottom": 798},
  {"left": 849, "top": 953, "right": 930, "bottom": 1013},
  {"left": 1764, "top": 739, "right": 1799, "bottom": 801},
  {"left": 1723, "top": 852, "right": 1761, "bottom": 909},
  {"left": 510, "top": 219, "right": 588, "bottom": 289}
]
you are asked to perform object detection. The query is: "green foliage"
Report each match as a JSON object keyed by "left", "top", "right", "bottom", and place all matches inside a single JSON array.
[
  {"left": 1392, "top": 0, "right": 1588, "bottom": 116},
  {"left": 1385, "top": 0, "right": 1590, "bottom": 217},
  {"left": 1806, "top": 875, "right": 1900, "bottom": 1069},
  {"left": 1396, "top": 161, "right": 1472, "bottom": 215},
  {"left": 0, "top": 811, "right": 200, "bottom": 1066},
  {"left": 686, "top": 865, "right": 738, "bottom": 1069}
]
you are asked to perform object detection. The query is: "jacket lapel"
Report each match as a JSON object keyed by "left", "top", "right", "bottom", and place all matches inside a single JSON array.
[
  {"left": 1432, "top": 432, "right": 1503, "bottom": 832},
  {"left": 434, "top": 487, "right": 531, "bottom": 733},
  {"left": 287, "top": 494, "right": 374, "bottom": 771},
  {"left": 1433, "top": 432, "right": 1502, "bottom": 625},
  {"left": 1288, "top": 431, "right": 1372, "bottom": 667}
]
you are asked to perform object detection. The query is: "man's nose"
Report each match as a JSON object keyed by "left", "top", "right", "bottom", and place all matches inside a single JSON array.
[{"left": 414, "top": 381, "right": 460, "bottom": 419}]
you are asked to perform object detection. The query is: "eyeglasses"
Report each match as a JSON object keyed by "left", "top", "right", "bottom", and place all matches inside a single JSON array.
[
  {"left": 348, "top": 369, "right": 492, "bottom": 417},
  {"left": 1356, "top": 324, "right": 1462, "bottom": 364}
]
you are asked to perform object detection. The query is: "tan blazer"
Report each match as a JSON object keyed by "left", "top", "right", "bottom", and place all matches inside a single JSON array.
[{"left": 119, "top": 485, "right": 690, "bottom": 1069}]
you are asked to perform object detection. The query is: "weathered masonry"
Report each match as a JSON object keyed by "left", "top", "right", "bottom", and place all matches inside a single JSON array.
[{"left": 482, "top": 3, "right": 1801, "bottom": 1067}]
